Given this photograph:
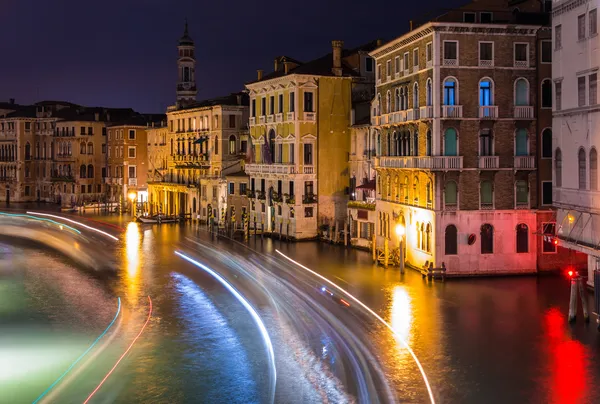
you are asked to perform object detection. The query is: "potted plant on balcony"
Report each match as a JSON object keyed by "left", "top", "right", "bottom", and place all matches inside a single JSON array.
[
  {"left": 303, "top": 192, "right": 317, "bottom": 204},
  {"left": 272, "top": 192, "right": 282, "bottom": 203},
  {"left": 284, "top": 193, "right": 295, "bottom": 205},
  {"left": 246, "top": 189, "right": 255, "bottom": 198},
  {"left": 257, "top": 190, "right": 266, "bottom": 200}
]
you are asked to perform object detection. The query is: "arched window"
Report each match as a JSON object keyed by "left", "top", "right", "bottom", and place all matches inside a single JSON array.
[
  {"left": 516, "top": 180, "right": 529, "bottom": 206},
  {"left": 392, "top": 132, "right": 397, "bottom": 156},
  {"left": 420, "top": 223, "right": 425, "bottom": 249},
  {"left": 25, "top": 142, "right": 31, "bottom": 160},
  {"left": 591, "top": 149, "right": 598, "bottom": 191},
  {"left": 87, "top": 142, "right": 93, "bottom": 155},
  {"left": 229, "top": 135, "right": 236, "bottom": 155},
  {"left": 515, "top": 129, "right": 528, "bottom": 156},
  {"left": 541, "top": 79, "right": 552, "bottom": 108},
  {"left": 395, "top": 132, "right": 401, "bottom": 156},
  {"left": 67, "top": 142, "right": 71, "bottom": 155},
  {"left": 515, "top": 78, "right": 529, "bottom": 106},
  {"left": 516, "top": 223, "right": 528, "bottom": 253},
  {"left": 215, "top": 136, "right": 219, "bottom": 155},
  {"left": 425, "top": 223, "right": 432, "bottom": 252},
  {"left": 399, "top": 88, "right": 405, "bottom": 110},
  {"left": 268, "top": 130, "right": 275, "bottom": 162},
  {"left": 416, "top": 221, "right": 422, "bottom": 250},
  {"left": 445, "top": 181, "right": 457, "bottom": 207},
  {"left": 87, "top": 164, "right": 94, "bottom": 179},
  {"left": 426, "top": 79, "right": 432, "bottom": 106},
  {"left": 80, "top": 164, "right": 86, "bottom": 178},
  {"left": 386, "top": 174, "right": 391, "bottom": 197},
  {"left": 377, "top": 94, "right": 382, "bottom": 115},
  {"left": 445, "top": 225, "right": 458, "bottom": 255},
  {"left": 386, "top": 133, "right": 391, "bottom": 156},
  {"left": 443, "top": 78, "right": 457, "bottom": 105},
  {"left": 426, "top": 180, "right": 432, "bottom": 206},
  {"left": 413, "top": 177, "right": 419, "bottom": 204},
  {"left": 426, "top": 130, "right": 432, "bottom": 156},
  {"left": 395, "top": 89, "right": 401, "bottom": 112},
  {"left": 404, "top": 176, "right": 409, "bottom": 203},
  {"left": 481, "top": 223, "right": 494, "bottom": 254},
  {"left": 386, "top": 91, "right": 391, "bottom": 114},
  {"left": 479, "top": 78, "right": 493, "bottom": 106},
  {"left": 542, "top": 129, "right": 552, "bottom": 158},
  {"left": 394, "top": 176, "right": 400, "bottom": 199},
  {"left": 183, "top": 66, "right": 190, "bottom": 82},
  {"left": 414, "top": 132, "right": 419, "bottom": 156},
  {"left": 480, "top": 180, "right": 493, "bottom": 207},
  {"left": 80, "top": 142, "right": 86, "bottom": 154},
  {"left": 444, "top": 128, "right": 457, "bottom": 156},
  {"left": 579, "top": 148, "right": 587, "bottom": 190},
  {"left": 413, "top": 82, "right": 419, "bottom": 108}
]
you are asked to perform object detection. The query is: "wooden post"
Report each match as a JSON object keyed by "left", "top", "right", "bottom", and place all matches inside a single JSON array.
[
  {"left": 372, "top": 234, "right": 376, "bottom": 262},
  {"left": 578, "top": 277, "right": 590, "bottom": 323},
  {"left": 344, "top": 220, "right": 348, "bottom": 247},
  {"left": 384, "top": 238, "right": 389, "bottom": 268},
  {"left": 569, "top": 276, "right": 578, "bottom": 323}
]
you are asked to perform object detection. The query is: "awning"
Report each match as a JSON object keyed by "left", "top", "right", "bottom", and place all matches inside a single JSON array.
[
  {"left": 193, "top": 136, "right": 208, "bottom": 144},
  {"left": 357, "top": 180, "right": 376, "bottom": 190}
]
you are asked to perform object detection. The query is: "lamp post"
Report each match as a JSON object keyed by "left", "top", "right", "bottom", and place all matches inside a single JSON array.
[
  {"left": 128, "top": 192, "right": 137, "bottom": 218},
  {"left": 395, "top": 224, "right": 405, "bottom": 274}
]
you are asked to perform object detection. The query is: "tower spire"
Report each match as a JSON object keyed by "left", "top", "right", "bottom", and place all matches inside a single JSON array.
[{"left": 176, "top": 20, "right": 197, "bottom": 106}]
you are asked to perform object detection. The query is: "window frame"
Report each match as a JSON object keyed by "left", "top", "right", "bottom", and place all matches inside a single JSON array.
[
  {"left": 513, "top": 42, "right": 529, "bottom": 67},
  {"left": 413, "top": 48, "right": 419, "bottom": 70},
  {"left": 443, "top": 41, "right": 459, "bottom": 65},
  {"left": 578, "top": 13, "right": 586, "bottom": 41},
  {"left": 478, "top": 41, "right": 494, "bottom": 67},
  {"left": 128, "top": 129, "right": 135, "bottom": 140},
  {"left": 541, "top": 78, "right": 553, "bottom": 109},
  {"left": 540, "top": 40, "right": 552, "bottom": 64},
  {"left": 591, "top": 9, "right": 598, "bottom": 36},
  {"left": 480, "top": 12, "right": 493, "bottom": 23},
  {"left": 516, "top": 223, "right": 529, "bottom": 254},
  {"left": 463, "top": 12, "right": 476, "bottom": 23},
  {"left": 541, "top": 181, "right": 553, "bottom": 206},
  {"left": 578, "top": 75, "right": 587, "bottom": 107},
  {"left": 480, "top": 223, "right": 494, "bottom": 254},
  {"left": 555, "top": 24, "right": 562, "bottom": 50},
  {"left": 128, "top": 146, "right": 136, "bottom": 159}
]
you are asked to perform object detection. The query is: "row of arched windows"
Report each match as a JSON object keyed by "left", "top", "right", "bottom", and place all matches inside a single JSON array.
[
  {"left": 556, "top": 147, "right": 600, "bottom": 191},
  {"left": 378, "top": 174, "right": 432, "bottom": 207},
  {"left": 416, "top": 221, "right": 432, "bottom": 253},
  {"left": 444, "top": 223, "right": 529, "bottom": 256},
  {"left": 0, "top": 144, "right": 16, "bottom": 161},
  {"left": 442, "top": 180, "right": 529, "bottom": 209},
  {"left": 57, "top": 141, "right": 72, "bottom": 156},
  {"left": 376, "top": 130, "right": 432, "bottom": 157},
  {"left": 80, "top": 142, "right": 94, "bottom": 155},
  {"left": 381, "top": 80, "right": 434, "bottom": 114}
]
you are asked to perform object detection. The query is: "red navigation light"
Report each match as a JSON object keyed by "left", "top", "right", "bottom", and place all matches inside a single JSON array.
[
  {"left": 568, "top": 270, "right": 574, "bottom": 277},
  {"left": 554, "top": 239, "right": 559, "bottom": 246}
]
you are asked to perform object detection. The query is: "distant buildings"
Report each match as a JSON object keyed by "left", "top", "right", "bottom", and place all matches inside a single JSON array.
[{"left": 552, "top": 0, "right": 600, "bottom": 285}]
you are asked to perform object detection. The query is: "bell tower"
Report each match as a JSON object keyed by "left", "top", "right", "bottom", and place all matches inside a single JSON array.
[{"left": 176, "top": 20, "right": 197, "bottom": 106}]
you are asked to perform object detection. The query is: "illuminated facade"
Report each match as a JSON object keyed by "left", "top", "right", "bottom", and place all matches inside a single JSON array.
[
  {"left": 552, "top": 0, "right": 600, "bottom": 285},
  {"left": 245, "top": 40, "right": 377, "bottom": 239},
  {"left": 371, "top": 0, "right": 567, "bottom": 274}
]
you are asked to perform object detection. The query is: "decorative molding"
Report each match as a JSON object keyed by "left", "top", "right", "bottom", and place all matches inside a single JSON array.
[{"left": 552, "top": 0, "right": 591, "bottom": 17}]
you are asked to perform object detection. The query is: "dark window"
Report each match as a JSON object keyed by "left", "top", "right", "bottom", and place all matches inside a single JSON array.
[
  {"left": 515, "top": 44, "right": 528, "bottom": 62},
  {"left": 516, "top": 224, "right": 528, "bottom": 253},
  {"left": 241, "top": 140, "right": 247, "bottom": 153},
  {"left": 289, "top": 181, "right": 294, "bottom": 197},
  {"left": 543, "top": 223, "right": 557, "bottom": 253},
  {"left": 269, "top": 96, "right": 275, "bottom": 115},
  {"left": 481, "top": 223, "right": 494, "bottom": 254},
  {"left": 479, "top": 42, "right": 493, "bottom": 61},
  {"left": 251, "top": 99, "right": 256, "bottom": 117},
  {"left": 240, "top": 183, "right": 247, "bottom": 194},
  {"left": 102, "top": 127, "right": 107, "bottom": 136},
  {"left": 542, "top": 129, "right": 552, "bottom": 158},
  {"left": 277, "top": 180, "right": 282, "bottom": 196},
  {"left": 579, "top": 148, "right": 587, "bottom": 189},
  {"left": 251, "top": 178, "right": 255, "bottom": 192},
  {"left": 129, "top": 130, "right": 135, "bottom": 140},
  {"left": 228, "top": 183, "right": 235, "bottom": 195},
  {"left": 480, "top": 12, "right": 493, "bottom": 23},
  {"left": 101, "top": 167, "right": 107, "bottom": 178},
  {"left": 541, "top": 41, "right": 552, "bottom": 63},
  {"left": 303, "top": 143, "right": 313, "bottom": 165},
  {"left": 229, "top": 115, "right": 236, "bottom": 128},
  {"left": 542, "top": 182, "right": 552, "bottom": 205},
  {"left": 444, "top": 41, "right": 457, "bottom": 60},
  {"left": 304, "top": 181, "right": 314, "bottom": 196},
  {"left": 445, "top": 225, "right": 458, "bottom": 255},
  {"left": 463, "top": 12, "right": 476, "bottom": 23},
  {"left": 303, "top": 92, "right": 314, "bottom": 112},
  {"left": 365, "top": 57, "right": 373, "bottom": 72},
  {"left": 261, "top": 97, "right": 266, "bottom": 116},
  {"left": 278, "top": 94, "right": 284, "bottom": 113},
  {"left": 480, "top": 129, "right": 493, "bottom": 156},
  {"left": 542, "top": 80, "right": 552, "bottom": 108},
  {"left": 290, "top": 92, "right": 295, "bottom": 112}
]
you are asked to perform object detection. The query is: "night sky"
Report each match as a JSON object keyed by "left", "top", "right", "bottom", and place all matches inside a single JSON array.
[{"left": 1, "top": 0, "right": 462, "bottom": 113}]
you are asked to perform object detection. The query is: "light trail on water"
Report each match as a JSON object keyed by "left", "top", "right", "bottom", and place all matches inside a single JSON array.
[
  {"left": 0, "top": 212, "right": 81, "bottom": 235},
  {"left": 26, "top": 212, "right": 119, "bottom": 241},
  {"left": 275, "top": 249, "right": 436, "bottom": 404},
  {"left": 83, "top": 296, "right": 153, "bottom": 404},
  {"left": 32, "top": 297, "right": 121, "bottom": 404},
  {"left": 174, "top": 250, "right": 277, "bottom": 404}
]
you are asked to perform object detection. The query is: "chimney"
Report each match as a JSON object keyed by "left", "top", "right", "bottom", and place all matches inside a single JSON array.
[
  {"left": 236, "top": 94, "right": 242, "bottom": 105},
  {"left": 284, "top": 61, "right": 290, "bottom": 74},
  {"left": 94, "top": 112, "right": 100, "bottom": 121},
  {"left": 9, "top": 98, "right": 14, "bottom": 104},
  {"left": 257, "top": 69, "right": 264, "bottom": 80},
  {"left": 274, "top": 58, "right": 279, "bottom": 71},
  {"left": 332, "top": 40, "right": 344, "bottom": 76},
  {"left": 376, "top": 39, "right": 382, "bottom": 47},
  {"left": 410, "top": 20, "right": 413, "bottom": 31}
]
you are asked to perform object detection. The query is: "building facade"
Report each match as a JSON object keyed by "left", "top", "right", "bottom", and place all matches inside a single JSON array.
[
  {"left": 226, "top": 171, "right": 250, "bottom": 230},
  {"left": 552, "top": 0, "right": 600, "bottom": 285},
  {"left": 245, "top": 40, "right": 377, "bottom": 239},
  {"left": 370, "top": 0, "right": 567, "bottom": 275}
]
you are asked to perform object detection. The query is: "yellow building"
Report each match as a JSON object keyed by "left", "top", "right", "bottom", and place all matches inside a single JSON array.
[
  {"left": 245, "top": 40, "right": 377, "bottom": 239},
  {"left": 146, "top": 123, "right": 169, "bottom": 183}
]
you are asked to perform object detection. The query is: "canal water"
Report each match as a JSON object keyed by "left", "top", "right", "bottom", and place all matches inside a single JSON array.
[{"left": 1, "top": 212, "right": 599, "bottom": 403}]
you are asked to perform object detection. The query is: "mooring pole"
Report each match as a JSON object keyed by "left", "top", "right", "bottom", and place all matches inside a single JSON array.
[
  {"left": 577, "top": 276, "right": 590, "bottom": 323},
  {"left": 569, "top": 275, "right": 578, "bottom": 323}
]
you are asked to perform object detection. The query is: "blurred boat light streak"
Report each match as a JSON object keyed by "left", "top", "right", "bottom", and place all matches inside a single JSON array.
[{"left": 26, "top": 212, "right": 119, "bottom": 241}]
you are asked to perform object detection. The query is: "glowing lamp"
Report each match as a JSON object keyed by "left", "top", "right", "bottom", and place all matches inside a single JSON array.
[
  {"left": 554, "top": 239, "right": 559, "bottom": 246},
  {"left": 568, "top": 270, "right": 574, "bottom": 277},
  {"left": 395, "top": 224, "right": 405, "bottom": 237},
  {"left": 568, "top": 215, "right": 574, "bottom": 223},
  {"left": 128, "top": 192, "right": 137, "bottom": 202}
]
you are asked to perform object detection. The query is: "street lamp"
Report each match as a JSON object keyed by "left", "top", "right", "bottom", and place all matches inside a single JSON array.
[
  {"left": 128, "top": 192, "right": 137, "bottom": 218},
  {"left": 395, "top": 224, "right": 405, "bottom": 274}
]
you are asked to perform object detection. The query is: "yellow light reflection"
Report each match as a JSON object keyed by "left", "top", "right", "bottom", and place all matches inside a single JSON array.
[
  {"left": 390, "top": 286, "right": 412, "bottom": 346},
  {"left": 125, "top": 222, "right": 141, "bottom": 304}
]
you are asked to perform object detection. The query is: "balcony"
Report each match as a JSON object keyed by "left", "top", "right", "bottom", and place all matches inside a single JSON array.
[
  {"left": 303, "top": 193, "right": 317, "bottom": 204},
  {"left": 257, "top": 191, "right": 266, "bottom": 200},
  {"left": 442, "top": 105, "right": 463, "bottom": 118},
  {"left": 514, "top": 106, "right": 534, "bottom": 119},
  {"left": 244, "top": 163, "right": 296, "bottom": 175},
  {"left": 0, "top": 176, "right": 16, "bottom": 183},
  {"left": 380, "top": 114, "right": 389, "bottom": 125},
  {"left": 267, "top": 115, "right": 275, "bottom": 123},
  {"left": 515, "top": 201, "right": 530, "bottom": 210},
  {"left": 480, "top": 202, "right": 494, "bottom": 210},
  {"left": 304, "top": 112, "right": 316, "bottom": 121},
  {"left": 426, "top": 60, "right": 433, "bottom": 69},
  {"left": 478, "top": 156, "right": 499, "bottom": 169},
  {"left": 514, "top": 60, "right": 528, "bottom": 68},
  {"left": 443, "top": 58, "right": 458, "bottom": 66},
  {"left": 249, "top": 117, "right": 256, "bottom": 125},
  {"left": 419, "top": 106, "right": 433, "bottom": 119},
  {"left": 303, "top": 165, "right": 314, "bottom": 174},
  {"left": 275, "top": 113, "right": 283, "bottom": 123},
  {"left": 406, "top": 109, "right": 415, "bottom": 121},
  {"left": 259, "top": 116, "right": 266, "bottom": 124},
  {"left": 479, "top": 59, "right": 494, "bottom": 68},
  {"left": 371, "top": 116, "right": 380, "bottom": 126},
  {"left": 128, "top": 178, "right": 138, "bottom": 186},
  {"left": 514, "top": 155, "right": 535, "bottom": 170},
  {"left": 286, "top": 112, "right": 295, "bottom": 121},
  {"left": 378, "top": 156, "right": 463, "bottom": 170},
  {"left": 393, "top": 110, "right": 407, "bottom": 123},
  {"left": 479, "top": 106, "right": 498, "bottom": 119}
]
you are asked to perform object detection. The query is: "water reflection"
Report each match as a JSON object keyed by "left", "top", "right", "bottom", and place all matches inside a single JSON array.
[
  {"left": 390, "top": 286, "right": 412, "bottom": 346},
  {"left": 124, "top": 222, "right": 141, "bottom": 305}
]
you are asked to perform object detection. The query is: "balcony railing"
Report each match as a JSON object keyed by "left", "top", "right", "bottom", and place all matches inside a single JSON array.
[
  {"left": 128, "top": 178, "right": 138, "bottom": 186},
  {"left": 393, "top": 110, "right": 407, "bottom": 123},
  {"left": 514, "top": 106, "right": 534, "bottom": 119},
  {"left": 303, "top": 165, "right": 314, "bottom": 174},
  {"left": 514, "top": 155, "right": 535, "bottom": 170},
  {"left": 244, "top": 163, "right": 296, "bottom": 175},
  {"left": 480, "top": 202, "right": 494, "bottom": 210},
  {"left": 304, "top": 112, "right": 316, "bottom": 121},
  {"left": 381, "top": 114, "right": 389, "bottom": 125},
  {"left": 443, "top": 58, "right": 458, "bottom": 66},
  {"left": 419, "top": 106, "right": 433, "bottom": 119},
  {"left": 514, "top": 60, "right": 528, "bottom": 68},
  {"left": 275, "top": 113, "right": 283, "bottom": 122},
  {"left": 371, "top": 116, "right": 381, "bottom": 125},
  {"left": 378, "top": 156, "right": 463, "bottom": 170},
  {"left": 478, "top": 156, "right": 499, "bottom": 169},
  {"left": 286, "top": 112, "right": 295, "bottom": 121},
  {"left": 303, "top": 194, "right": 317, "bottom": 204},
  {"left": 479, "top": 106, "right": 498, "bottom": 119},
  {"left": 442, "top": 105, "right": 463, "bottom": 118},
  {"left": 249, "top": 117, "right": 256, "bottom": 125},
  {"left": 515, "top": 201, "right": 530, "bottom": 210},
  {"left": 259, "top": 116, "right": 266, "bottom": 124},
  {"left": 479, "top": 59, "right": 494, "bottom": 68},
  {"left": 267, "top": 115, "right": 274, "bottom": 123},
  {"left": 406, "top": 109, "right": 415, "bottom": 121}
]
